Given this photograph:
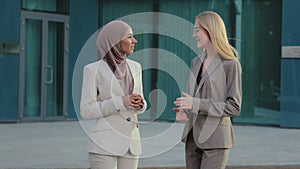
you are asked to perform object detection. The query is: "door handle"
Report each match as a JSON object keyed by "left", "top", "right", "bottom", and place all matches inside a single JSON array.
[{"left": 45, "top": 65, "right": 53, "bottom": 84}]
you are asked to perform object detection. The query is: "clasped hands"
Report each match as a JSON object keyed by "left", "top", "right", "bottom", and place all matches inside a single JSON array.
[
  {"left": 122, "top": 94, "right": 144, "bottom": 110},
  {"left": 173, "top": 92, "right": 193, "bottom": 122}
]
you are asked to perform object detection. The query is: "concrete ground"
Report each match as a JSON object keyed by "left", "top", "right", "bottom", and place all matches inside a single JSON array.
[{"left": 0, "top": 121, "right": 300, "bottom": 169}]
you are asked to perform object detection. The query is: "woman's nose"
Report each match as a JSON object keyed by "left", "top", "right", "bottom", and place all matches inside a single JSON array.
[
  {"left": 192, "top": 32, "right": 196, "bottom": 38},
  {"left": 133, "top": 37, "right": 137, "bottom": 44}
]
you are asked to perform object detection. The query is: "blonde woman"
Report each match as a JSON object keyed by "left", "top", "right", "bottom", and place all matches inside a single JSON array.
[
  {"left": 173, "top": 11, "right": 242, "bottom": 169},
  {"left": 80, "top": 20, "right": 146, "bottom": 169}
]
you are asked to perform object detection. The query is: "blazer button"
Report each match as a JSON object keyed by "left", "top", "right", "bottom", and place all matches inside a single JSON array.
[
  {"left": 126, "top": 117, "right": 131, "bottom": 122},
  {"left": 117, "top": 109, "right": 120, "bottom": 112}
]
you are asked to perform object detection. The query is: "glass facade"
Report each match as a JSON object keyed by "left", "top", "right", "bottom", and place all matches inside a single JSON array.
[
  {"left": 1, "top": 0, "right": 299, "bottom": 127},
  {"left": 99, "top": 0, "right": 282, "bottom": 125},
  {"left": 234, "top": 0, "right": 282, "bottom": 125}
]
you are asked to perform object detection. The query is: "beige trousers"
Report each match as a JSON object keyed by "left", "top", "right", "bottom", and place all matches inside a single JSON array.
[{"left": 88, "top": 151, "right": 139, "bottom": 169}]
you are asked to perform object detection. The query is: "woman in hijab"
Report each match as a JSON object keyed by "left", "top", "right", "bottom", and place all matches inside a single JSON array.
[{"left": 80, "top": 20, "right": 147, "bottom": 169}]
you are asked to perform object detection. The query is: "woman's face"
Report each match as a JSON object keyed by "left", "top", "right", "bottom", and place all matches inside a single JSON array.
[
  {"left": 193, "top": 19, "right": 210, "bottom": 49},
  {"left": 121, "top": 28, "right": 137, "bottom": 55}
]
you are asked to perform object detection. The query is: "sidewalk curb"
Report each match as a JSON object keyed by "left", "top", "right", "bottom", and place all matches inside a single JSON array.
[
  {"left": 139, "top": 166, "right": 300, "bottom": 169},
  {"left": 39, "top": 166, "right": 300, "bottom": 169}
]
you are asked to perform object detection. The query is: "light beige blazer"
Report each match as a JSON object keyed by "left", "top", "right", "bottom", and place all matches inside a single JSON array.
[
  {"left": 80, "top": 59, "right": 146, "bottom": 156},
  {"left": 182, "top": 53, "right": 242, "bottom": 149}
]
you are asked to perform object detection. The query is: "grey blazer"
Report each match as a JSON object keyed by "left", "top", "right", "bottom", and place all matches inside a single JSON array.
[
  {"left": 182, "top": 53, "right": 242, "bottom": 149},
  {"left": 80, "top": 59, "right": 147, "bottom": 156}
]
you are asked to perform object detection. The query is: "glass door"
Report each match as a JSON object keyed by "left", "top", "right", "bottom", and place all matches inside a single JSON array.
[{"left": 19, "top": 11, "right": 69, "bottom": 121}]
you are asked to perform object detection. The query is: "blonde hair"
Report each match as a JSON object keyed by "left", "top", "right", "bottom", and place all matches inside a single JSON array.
[{"left": 196, "top": 11, "right": 239, "bottom": 60}]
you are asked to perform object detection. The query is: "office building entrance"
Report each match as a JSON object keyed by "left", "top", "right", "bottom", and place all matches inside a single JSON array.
[{"left": 19, "top": 11, "right": 69, "bottom": 121}]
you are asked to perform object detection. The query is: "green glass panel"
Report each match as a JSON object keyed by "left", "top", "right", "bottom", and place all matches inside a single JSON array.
[
  {"left": 23, "top": 19, "right": 42, "bottom": 117},
  {"left": 157, "top": 0, "right": 232, "bottom": 121},
  {"left": 22, "top": 0, "right": 69, "bottom": 14},
  {"left": 46, "top": 21, "right": 65, "bottom": 117},
  {"left": 233, "top": 0, "right": 282, "bottom": 125}
]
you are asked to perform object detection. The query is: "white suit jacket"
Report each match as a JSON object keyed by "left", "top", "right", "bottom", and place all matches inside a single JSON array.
[{"left": 80, "top": 59, "right": 147, "bottom": 156}]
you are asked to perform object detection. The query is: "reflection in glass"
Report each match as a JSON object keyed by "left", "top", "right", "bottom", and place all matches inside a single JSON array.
[
  {"left": 46, "top": 22, "right": 64, "bottom": 117},
  {"left": 23, "top": 19, "right": 42, "bottom": 117}
]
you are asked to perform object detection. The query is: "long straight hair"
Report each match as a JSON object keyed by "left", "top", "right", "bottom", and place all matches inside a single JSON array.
[{"left": 196, "top": 11, "right": 239, "bottom": 60}]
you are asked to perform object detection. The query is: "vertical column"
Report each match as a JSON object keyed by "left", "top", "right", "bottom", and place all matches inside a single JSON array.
[{"left": 0, "top": 0, "right": 21, "bottom": 121}]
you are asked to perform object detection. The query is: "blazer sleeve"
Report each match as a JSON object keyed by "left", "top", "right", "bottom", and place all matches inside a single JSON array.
[
  {"left": 192, "top": 60, "right": 242, "bottom": 117},
  {"left": 135, "top": 63, "right": 147, "bottom": 114},
  {"left": 80, "top": 65, "right": 126, "bottom": 120}
]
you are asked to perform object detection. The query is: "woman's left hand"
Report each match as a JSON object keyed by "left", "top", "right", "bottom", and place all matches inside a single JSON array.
[
  {"left": 172, "top": 107, "right": 189, "bottom": 122},
  {"left": 130, "top": 94, "right": 144, "bottom": 110},
  {"left": 174, "top": 92, "right": 193, "bottom": 110}
]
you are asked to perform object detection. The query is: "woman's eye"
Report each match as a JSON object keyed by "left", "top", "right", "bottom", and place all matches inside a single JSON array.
[{"left": 193, "top": 29, "right": 200, "bottom": 34}]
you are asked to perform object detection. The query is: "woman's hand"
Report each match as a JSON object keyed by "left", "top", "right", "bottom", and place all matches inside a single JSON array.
[
  {"left": 172, "top": 107, "right": 189, "bottom": 122},
  {"left": 174, "top": 92, "right": 193, "bottom": 110},
  {"left": 130, "top": 94, "right": 144, "bottom": 109},
  {"left": 122, "top": 94, "right": 144, "bottom": 110}
]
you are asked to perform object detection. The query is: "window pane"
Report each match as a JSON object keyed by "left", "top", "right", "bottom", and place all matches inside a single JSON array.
[
  {"left": 23, "top": 19, "right": 42, "bottom": 117},
  {"left": 232, "top": 0, "right": 282, "bottom": 125},
  {"left": 46, "top": 21, "right": 65, "bottom": 117},
  {"left": 22, "top": 0, "right": 69, "bottom": 14}
]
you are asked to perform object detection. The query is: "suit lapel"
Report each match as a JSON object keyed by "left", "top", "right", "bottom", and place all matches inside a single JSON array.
[
  {"left": 194, "top": 54, "right": 222, "bottom": 96},
  {"left": 100, "top": 60, "right": 125, "bottom": 96}
]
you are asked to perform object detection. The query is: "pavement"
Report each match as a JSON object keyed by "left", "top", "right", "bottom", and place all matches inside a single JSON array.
[{"left": 0, "top": 120, "right": 300, "bottom": 169}]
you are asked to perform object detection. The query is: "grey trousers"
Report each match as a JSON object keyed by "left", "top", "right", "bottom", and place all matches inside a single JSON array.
[
  {"left": 185, "top": 131, "right": 229, "bottom": 169},
  {"left": 88, "top": 151, "right": 139, "bottom": 169}
]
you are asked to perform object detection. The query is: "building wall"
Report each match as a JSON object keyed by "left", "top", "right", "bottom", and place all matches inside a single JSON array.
[
  {"left": 0, "top": 0, "right": 21, "bottom": 121},
  {"left": 0, "top": 0, "right": 300, "bottom": 128},
  {"left": 280, "top": 0, "right": 300, "bottom": 127},
  {"left": 0, "top": 0, "right": 99, "bottom": 121},
  {"left": 68, "top": 0, "right": 99, "bottom": 119}
]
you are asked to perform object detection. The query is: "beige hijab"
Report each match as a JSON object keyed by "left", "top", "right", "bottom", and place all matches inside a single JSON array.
[{"left": 96, "top": 20, "right": 133, "bottom": 95}]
